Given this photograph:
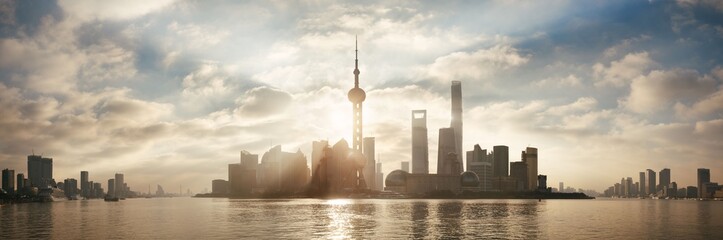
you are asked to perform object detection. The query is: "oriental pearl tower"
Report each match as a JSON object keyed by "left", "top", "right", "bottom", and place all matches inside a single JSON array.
[{"left": 348, "top": 36, "right": 367, "bottom": 189}]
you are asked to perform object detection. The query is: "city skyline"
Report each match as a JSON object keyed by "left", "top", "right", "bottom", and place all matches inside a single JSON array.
[{"left": 0, "top": 1, "right": 723, "bottom": 192}]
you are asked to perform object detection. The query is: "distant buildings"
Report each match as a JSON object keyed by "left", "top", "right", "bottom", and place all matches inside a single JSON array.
[
  {"left": 411, "top": 110, "right": 429, "bottom": 174},
  {"left": 81, "top": 171, "right": 89, "bottom": 198},
  {"left": 115, "top": 173, "right": 125, "bottom": 198},
  {"left": 466, "top": 144, "right": 493, "bottom": 191},
  {"left": 450, "top": 81, "right": 463, "bottom": 169},
  {"left": 375, "top": 161, "right": 384, "bottom": 191},
  {"left": 27, "top": 154, "right": 53, "bottom": 188},
  {"left": 108, "top": 179, "right": 115, "bottom": 197},
  {"left": 522, "top": 147, "right": 538, "bottom": 190},
  {"left": 363, "top": 137, "right": 376, "bottom": 192},
  {"left": 63, "top": 178, "right": 78, "bottom": 198},
  {"left": 2, "top": 168, "right": 15, "bottom": 194},
  {"left": 437, "top": 128, "right": 459, "bottom": 175},
  {"left": 659, "top": 168, "right": 670, "bottom": 193},
  {"left": 698, "top": 168, "right": 710, "bottom": 198},
  {"left": 646, "top": 169, "right": 656, "bottom": 196},
  {"left": 510, "top": 161, "right": 528, "bottom": 191},
  {"left": 212, "top": 179, "right": 228, "bottom": 194},
  {"left": 493, "top": 146, "right": 509, "bottom": 177}
]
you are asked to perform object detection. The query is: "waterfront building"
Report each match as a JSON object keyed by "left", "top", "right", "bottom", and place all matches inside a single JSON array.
[
  {"left": 510, "top": 161, "right": 528, "bottom": 191},
  {"left": 697, "top": 168, "right": 710, "bottom": 198},
  {"left": 702, "top": 182, "right": 719, "bottom": 199},
  {"left": 559, "top": 182, "right": 564, "bottom": 193},
  {"left": 63, "top": 178, "right": 78, "bottom": 198},
  {"left": 659, "top": 168, "right": 670, "bottom": 192},
  {"left": 93, "top": 182, "right": 103, "bottom": 197},
  {"left": 80, "top": 171, "right": 89, "bottom": 198},
  {"left": 212, "top": 179, "right": 228, "bottom": 194},
  {"left": 411, "top": 110, "right": 429, "bottom": 174},
  {"left": 538, "top": 175, "right": 547, "bottom": 191},
  {"left": 639, "top": 172, "right": 646, "bottom": 197},
  {"left": 258, "top": 146, "right": 309, "bottom": 193},
  {"left": 384, "top": 170, "right": 463, "bottom": 195},
  {"left": 107, "top": 179, "right": 115, "bottom": 197},
  {"left": 375, "top": 161, "right": 384, "bottom": 191},
  {"left": 646, "top": 169, "right": 656, "bottom": 196},
  {"left": 466, "top": 144, "right": 493, "bottom": 191},
  {"left": 450, "top": 81, "right": 463, "bottom": 168},
  {"left": 27, "top": 154, "right": 53, "bottom": 188},
  {"left": 493, "top": 145, "right": 509, "bottom": 177},
  {"left": 437, "top": 128, "right": 459, "bottom": 175},
  {"left": 363, "top": 137, "right": 375, "bottom": 190},
  {"left": 311, "top": 140, "right": 328, "bottom": 178},
  {"left": 686, "top": 186, "right": 698, "bottom": 198},
  {"left": 115, "top": 173, "right": 125, "bottom": 198},
  {"left": 16, "top": 173, "right": 25, "bottom": 191},
  {"left": 522, "top": 147, "right": 538, "bottom": 190},
  {"left": 2, "top": 168, "right": 15, "bottom": 194}
]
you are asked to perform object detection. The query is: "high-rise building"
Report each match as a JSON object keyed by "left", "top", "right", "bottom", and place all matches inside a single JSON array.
[
  {"left": 2, "top": 168, "right": 15, "bottom": 194},
  {"left": 450, "top": 81, "right": 463, "bottom": 169},
  {"left": 16, "top": 173, "right": 25, "bottom": 191},
  {"left": 401, "top": 161, "right": 410, "bottom": 172},
  {"left": 115, "top": 173, "right": 125, "bottom": 198},
  {"left": 375, "top": 161, "right": 383, "bottom": 191},
  {"left": 522, "top": 147, "right": 538, "bottom": 190},
  {"left": 559, "top": 182, "right": 564, "bottom": 193},
  {"left": 64, "top": 178, "right": 78, "bottom": 198},
  {"left": 311, "top": 140, "right": 328, "bottom": 177},
  {"left": 27, "top": 154, "right": 53, "bottom": 188},
  {"left": 107, "top": 179, "right": 115, "bottom": 197},
  {"left": 493, "top": 145, "right": 509, "bottom": 177},
  {"left": 93, "top": 182, "right": 103, "bottom": 197},
  {"left": 538, "top": 175, "right": 547, "bottom": 190},
  {"left": 639, "top": 172, "right": 646, "bottom": 197},
  {"left": 646, "top": 169, "right": 656, "bottom": 195},
  {"left": 363, "top": 137, "right": 375, "bottom": 190},
  {"left": 347, "top": 37, "right": 367, "bottom": 189},
  {"left": 437, "top": 127, "right": 459, "bottom": 175},
  {"left": 80, "top": 171, "right": 89, "bottom": 198},
  {"left": 411, "top": 110, "right": 429, "bottom": 174},
  {"left": 697, "top": 168, "right": 710, "bottom": 198},
  {"left": 659, "top": 168, "right": 670, "bottom": 192},
  {"left": 466, "top": 144, "right": 493, "bottom": 191},
  {"left": 626, "top": 177, "right": 633, "bottom": 197},
  {"left": 510, "top": 161, "right": 528, "bottom": 191}
]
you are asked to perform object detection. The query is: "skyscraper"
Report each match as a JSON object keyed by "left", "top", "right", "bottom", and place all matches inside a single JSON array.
[
  {"left": 115, "top": 173, "right": 125, "bottom": 198},
  {"left": 2, "top": 168, "right": 15, "bottom": 194},
  {"left": 646, "top": 169, "right": 656, "bottom": 195},
  {"left": 639, "top": 172, "right": 646, "bottom": 197},
  {"left": 659, "top": 168, "right": 670, "bottom": 192},
  {"left": 697, "top": 168, "right": 710, "bottom": 198},
  {"left": 510, "top": 161, "right": 528, "bottom": 191},
  {"left": 466, "top": 144, "right": 493, "bottom": 191},
  {"left": 559, "top": 182, "right": 564, "bottom": 193},
  {"left": 81, "top": 171, "right": 89, "bottom": 198},
  {"left": 347, "top": 37, "right": 367, "bottom": 189},
  {"left": 107, "top": 179, "right": 115, "bottom": 197},
  {"left": 522, "top": 147, "right": 538, "bottom": 190},
  {"left": 450, "top": 81, "right": 463, "bottom": 168},
  {"left": 411, "top": 110, "right": 429, "bottom": 174},
  {"left": 375, "top": 161, "right": 383, "bottom": 191},
  {"left": 27, "top": 154, "right": 53, "bottom": 188},
  {"left": 437, "top": 127, "right": 458, "bottom": 175},
  {"left": 493, "top": 145, "right": 509, "bottom": 177},
  {"left": 16, "top": 173, "right": 25, "bottom": 191},
  {"left": 311, "top": 140, "right": 328, "bottom": 177},
  {"left": 363, "top": 137, "right": 375, "bottom": 190},
  {"left": 401, "top": 161, "right": 410, "bottom": 172}
]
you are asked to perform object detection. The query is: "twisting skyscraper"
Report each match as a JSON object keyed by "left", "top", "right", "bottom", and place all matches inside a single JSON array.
[{"left": 347, "top": 37, "right": 367, "bottom": 189}]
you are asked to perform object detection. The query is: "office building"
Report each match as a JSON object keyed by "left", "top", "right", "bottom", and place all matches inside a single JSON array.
[
  {"left": 659, "top": 168, "right": 670, "bottom": 192},
  {"left": 16, "top": 173, "right": 25, "bottom": 191},
  {"left": 466, "top": 144, "right": 493, "bottom": 191},
  {"left": 510, "top": 161, "right": 528, "bottom": 191},
  {"left": 411, "top": 110, "right": 429, "bottom": 174},
  {"left": 625, "top": 177, "right": 633, "bottom": 197},
  {"left": 80, "top": 171, "right": 89, "bottom": 198},
  {"left": 107, "top": 179, "right": 115, "bottom": 197},
  {"left": 375, "top": 161, "right": 384, "bottom": 191},
  {"left": 686, "top": 186, "right": 698, "bottom": 198},
  {"left": 559, "top": 182, "right": 564, "bottom": 193},
  {"left": 311, "top": 140, "right": 328, "bottom": 177},
  {"left": 2, "top": 168, "right": 15, "bottom": 194},
  {"left": 437, "top": 127, "right": 460, "bottom": 175},
  {"left": 258, "top": 146, "right": 309, "bottom": 193},
  {"left": 27, "top": 154, "right": 53, "bottom": 188},
  {"left": 646, "top": 169, "right": 656, "bottom": 195},
  {"left": 93, "top": 182, "right": 103, "bottom": 198},
  {"left": 384, "top": 170, "right": 463, "bottom": 195},
  {"left": 450, "top": 81, "right": 463, "bottom": 168},
  {"left": 538, "top": 175, "right": 547, "bottom": 190},
  {"left": 698, "top": 168, "right": 710, "bottom": 198},
  {"left": 522, "top": 147, "right": 538, "bottom": 190},
  {"left": 493, "top": 145, "right": 509, "bottom": 177},
  {"left": 115, "top": 173, "right": 125, "bottom": 198},
  {"left": 64, "top": 178, "right": 78, "bottom": 198},
  {"left": 212, "top": 179, "right": 228, "bottom": 194},
  {"left": 401, "top": 161, "right": 410, "bottom": 172},
  {"left": 702, "top": 182, "right": 719, "bottom": 199},
  {"left": 639, "top": 172, "right": 646, "bottom": 197},
  {"left": 363, "top": 137, "right": 376, "bottom": 190}
]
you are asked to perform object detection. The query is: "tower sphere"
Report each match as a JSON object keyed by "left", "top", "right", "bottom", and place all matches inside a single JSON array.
[{"left": 348, "top": 87, "right": 366, "bottom": 102}]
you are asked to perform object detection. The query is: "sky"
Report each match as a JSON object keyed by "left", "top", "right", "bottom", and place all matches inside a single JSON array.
[{"left": 0, "top": 0, "right": 722, "bottom": 193}]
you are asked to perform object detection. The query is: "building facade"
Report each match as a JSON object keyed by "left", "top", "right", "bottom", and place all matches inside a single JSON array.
[{"left": 411, "top": 110, "right": 429, "bottom": 174}]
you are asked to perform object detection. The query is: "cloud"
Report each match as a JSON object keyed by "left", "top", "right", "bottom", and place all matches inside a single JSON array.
[
  {"left": 675, "top": 88, "right": 723, "bottom": 119},
  {"left": 425, "top": 45, "right": 530, "bottom": 82},
  {"left": 533, "top": 74, "right": 582, "bottom": 88},
  {"left": 58, "top": 0, "right": 176, "bottom": 21},
  {"left": 622, "top": 68, "right": 717, "bottom": 114},
  {"left": 235, "top": 86, "right": 293, "bottom": 118},
  {"left": 593, "top": 52, "right": 656, "bottom": 87}
]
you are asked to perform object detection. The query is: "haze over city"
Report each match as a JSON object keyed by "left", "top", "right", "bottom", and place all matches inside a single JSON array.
[{"left": 1, "top": 0, "right": 722, "bottom": 193}]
